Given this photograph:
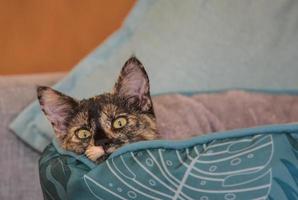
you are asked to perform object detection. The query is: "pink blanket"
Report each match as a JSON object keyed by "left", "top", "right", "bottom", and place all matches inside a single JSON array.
[{"left": 154, "top": 90, "right": 298, "bottom": 140}]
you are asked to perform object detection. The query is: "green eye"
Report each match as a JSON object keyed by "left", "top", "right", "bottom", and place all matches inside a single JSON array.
[
  {"left": 76, "top": 129, "right": 91, "bottom": 139},
  {"left": 113, "top": 117, "right": 127, "bottom": 129}
]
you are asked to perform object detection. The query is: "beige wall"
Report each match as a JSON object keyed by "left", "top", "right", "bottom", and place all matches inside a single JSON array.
[{"left": 0, "top": 0, "right": 135, "bottom": 74}]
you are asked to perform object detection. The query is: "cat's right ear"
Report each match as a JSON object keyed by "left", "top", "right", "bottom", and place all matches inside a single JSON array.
[
  {"left": 37, "top": 86, "right": 78, "bottom": 138},
  {"left": 113, "top": 57, "right": 153, "bottom": 112}
]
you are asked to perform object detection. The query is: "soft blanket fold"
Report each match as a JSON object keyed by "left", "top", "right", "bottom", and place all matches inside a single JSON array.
[
  {"left": 39, "top": 124, "right": 298, "bottom": 200},
  {"left": 155, "top": 90, "right": 298, "bottom": 140}
]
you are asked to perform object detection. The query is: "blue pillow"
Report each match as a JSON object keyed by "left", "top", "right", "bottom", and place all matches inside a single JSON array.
[
  {"left": 10, "top": 0, "right": 298, "bottom": 151},
  {"left": 39, "top": 123, "right": 298, "bottom": 200}
]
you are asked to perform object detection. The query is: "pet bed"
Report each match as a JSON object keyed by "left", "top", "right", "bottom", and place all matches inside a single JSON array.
[{"left": 39, "top": 91, "right": 298, "bottom": 200}]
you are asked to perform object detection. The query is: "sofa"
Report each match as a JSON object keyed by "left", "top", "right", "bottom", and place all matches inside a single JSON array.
[{"left": 0, "top": 73, "right": 64, "bottom": 200}]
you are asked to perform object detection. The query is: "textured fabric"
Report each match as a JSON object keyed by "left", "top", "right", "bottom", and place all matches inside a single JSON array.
[
  {"left": 154, "top": 91, "right": 298, "bottom": 140},
  {"left": 10, "top": 0, "right": 298, "bottom": 151},
  {"left": 0, "top": 73, "right": 64, "bottom": 200},
  {"left": 2, "top": 73, "right": 298, "bottom": 200},
  {"left": 39, "top": 124, "right": 298, "bottom": 200}
]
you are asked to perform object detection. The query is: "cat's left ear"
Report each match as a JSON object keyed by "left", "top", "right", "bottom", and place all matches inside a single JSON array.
[
  {"left": 113, "top": 56, "right": 153, "bottom": 112},
  {"left": 37, "top": 86, "right": 78, "bottom": 139}
]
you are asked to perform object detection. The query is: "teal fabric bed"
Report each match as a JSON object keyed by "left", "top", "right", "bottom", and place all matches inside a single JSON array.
[{"left": 39, "top": 123, "right": 298, "bottom": 200}]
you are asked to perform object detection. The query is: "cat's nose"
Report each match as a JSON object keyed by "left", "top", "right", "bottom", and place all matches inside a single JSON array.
[{"left": 94, "top": 138, "right": 112, "bottom": 146}]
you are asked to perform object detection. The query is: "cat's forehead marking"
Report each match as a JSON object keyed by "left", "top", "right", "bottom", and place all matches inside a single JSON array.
[
  {"left": 99, "top": 103, "right": 126, "bottom": 139},
  {"left": 100, "top": 112, "right": 115, "bottom": 139},
  {"left": 72, "top": 111, "right": 89, "bottom": 124},
  {"left": 101, "top": 104, "right": 118, "bottom": 117}
]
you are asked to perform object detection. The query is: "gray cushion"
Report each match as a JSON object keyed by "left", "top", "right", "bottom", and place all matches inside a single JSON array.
[{"left": 0, "top": 73, "right": 63, "bottom": 200}]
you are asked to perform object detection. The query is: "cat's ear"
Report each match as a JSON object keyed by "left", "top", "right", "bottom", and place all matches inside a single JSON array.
[
  {"left": 37, "top": 86, "right": 78, "bottom": 138},
  {"left": 113, "top": 56, "right": 153, "bottom": 112}
]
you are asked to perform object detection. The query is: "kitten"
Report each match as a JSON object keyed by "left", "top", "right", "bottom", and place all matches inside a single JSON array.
[{"left": 37, "top": 57, "right": 158, "bottom": 162}]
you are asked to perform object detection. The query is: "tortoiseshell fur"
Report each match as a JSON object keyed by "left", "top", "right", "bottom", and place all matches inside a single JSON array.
[{"left": 37, "top": 57, "right": 158, "bottom": 162}]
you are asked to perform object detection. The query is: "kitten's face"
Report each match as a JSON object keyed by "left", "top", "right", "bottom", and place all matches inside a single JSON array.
[{"left": 37, "top": 57, "right": 157, "bottom": 154}]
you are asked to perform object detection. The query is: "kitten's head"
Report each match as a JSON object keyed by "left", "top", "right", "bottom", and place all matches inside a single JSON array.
[{"left": 37, "top": 57, "right": 157, "bottom": 154}]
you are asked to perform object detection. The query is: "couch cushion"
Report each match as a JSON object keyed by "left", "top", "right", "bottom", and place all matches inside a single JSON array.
[{"left": 0, "top": 73, "right": 64, "bottom": 200}]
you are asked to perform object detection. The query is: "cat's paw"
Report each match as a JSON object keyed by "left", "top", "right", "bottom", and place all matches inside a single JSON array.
[{"left": 85, "top": 146, "right": 105, "bottom": 161}]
